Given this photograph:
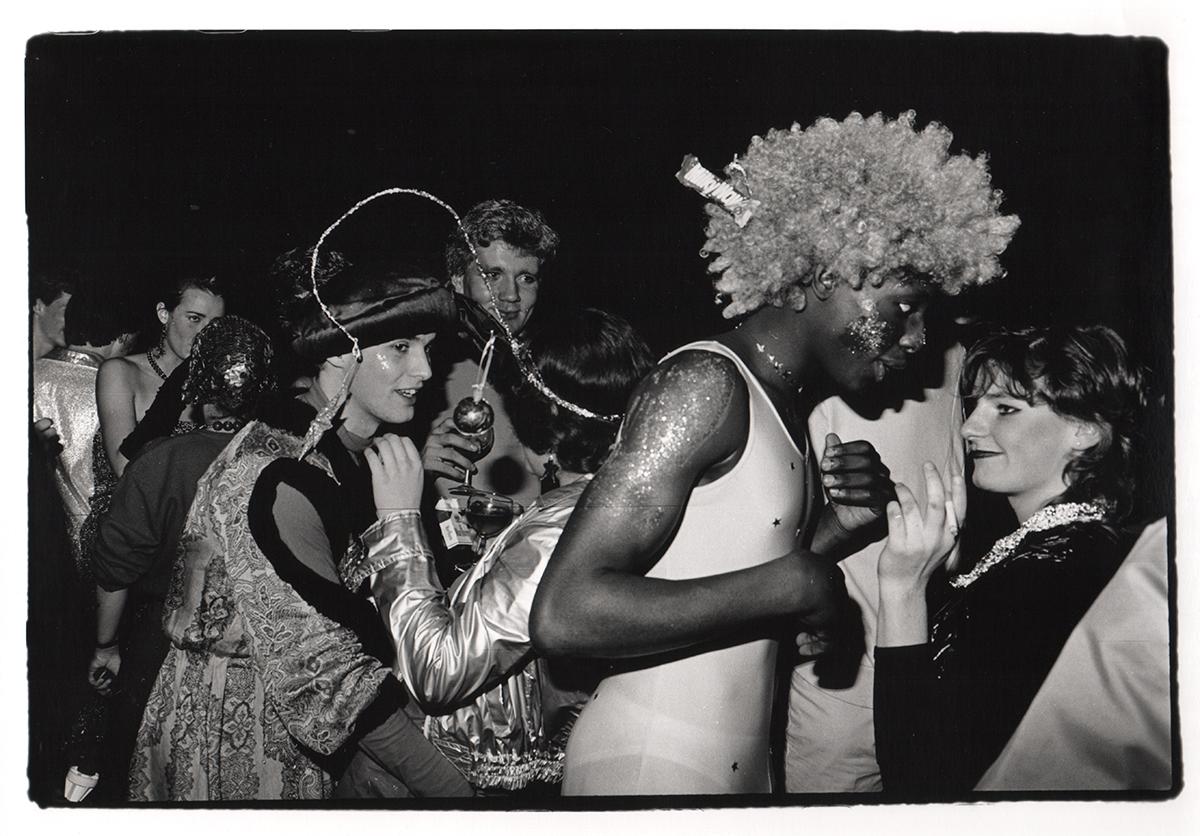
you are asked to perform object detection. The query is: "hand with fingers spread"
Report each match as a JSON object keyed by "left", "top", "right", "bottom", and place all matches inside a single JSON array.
[
  {"left": 875, "top": 462, "right": 967, "bottom": 648},
  {"left": 878, "top": 462, "right": 967, "bottom": 587},
  {"left": 365, "top": 433, "right": 425, "bottom": 519},
  {"left": 420, "top": 416, "right": 482, "bottom": 483}
]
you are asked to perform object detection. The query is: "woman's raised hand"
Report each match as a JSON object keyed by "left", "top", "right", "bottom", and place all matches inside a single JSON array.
[
  {"left": 365, "top": 433, "right": 424, "bottom": 519},
  {"left": 877, "top": 462, "right": 966, "bottom": 590}
]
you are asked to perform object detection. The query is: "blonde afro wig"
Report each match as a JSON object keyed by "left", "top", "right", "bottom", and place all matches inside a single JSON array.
[{"left": 702, "top": 111, "right": 1021, "bottom": 318}]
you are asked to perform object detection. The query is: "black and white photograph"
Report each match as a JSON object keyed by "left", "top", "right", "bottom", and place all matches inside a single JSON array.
[{"left": 15, "top": 5, "right": 1197, "bottom": 833}]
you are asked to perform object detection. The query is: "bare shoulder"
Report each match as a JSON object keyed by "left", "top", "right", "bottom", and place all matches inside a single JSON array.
[
  {"left": 97, "top": 354, "right": 150, "bottom": 402},
  {"left": 618, "top": 348, "right": 747, "bottom": 448},
  {"left": 583, "top": 349, "right": 748, "bottom": 505},
  {"left": 98, "top": 354, "right": 139, "bottom": 384}
]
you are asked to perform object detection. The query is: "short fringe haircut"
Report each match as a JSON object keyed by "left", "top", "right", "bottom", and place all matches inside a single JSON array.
[{"left": 702, "top": 111, "right": 1021, "bottom": 318}]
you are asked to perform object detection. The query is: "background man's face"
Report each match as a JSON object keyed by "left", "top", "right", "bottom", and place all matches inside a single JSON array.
[{"left": 455, "top": 241, "right": 541, "bottom": 336}]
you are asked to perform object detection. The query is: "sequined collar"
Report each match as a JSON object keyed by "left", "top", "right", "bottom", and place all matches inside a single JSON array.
[
  {"left": 950, "top": 501, "right": 1108, "bottom": 589},
  {"left": 44, "top": 346, "right": 102, "bottom": 370}
]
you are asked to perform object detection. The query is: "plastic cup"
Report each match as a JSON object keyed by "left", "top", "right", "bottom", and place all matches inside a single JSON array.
[{"left": 63, "top": 765, "right": 99, "bottom": 803}]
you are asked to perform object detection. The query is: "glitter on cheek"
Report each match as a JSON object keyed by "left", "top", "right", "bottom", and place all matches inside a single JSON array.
[
  {"left": 371, "top": 349, "right": 393, "bottom": 372},
  {"left": 843, "top": 298, "right": 900, "bottom": 357}
]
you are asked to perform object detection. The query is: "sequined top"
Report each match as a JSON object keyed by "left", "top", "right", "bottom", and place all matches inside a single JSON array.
[
  {"left": 32, "top": 348, "right": 102, "bottom": 565},
  {"left": 874, "top": 519, "right": 1129, "bottom": 794},
  {"left": 350, "top": 478, "right": 596, "bottom": 791}
]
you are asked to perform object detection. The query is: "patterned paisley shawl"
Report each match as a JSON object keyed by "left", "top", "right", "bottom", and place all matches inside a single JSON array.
[{"left": 129, "top": 418, "right": 389, "bottom": 801}]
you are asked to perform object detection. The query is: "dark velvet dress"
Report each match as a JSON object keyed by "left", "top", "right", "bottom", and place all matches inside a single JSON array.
[{"left": 874, "top": 518, "right": 1130, "bottom": 796}]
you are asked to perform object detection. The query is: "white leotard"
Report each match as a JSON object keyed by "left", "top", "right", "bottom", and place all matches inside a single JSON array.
[{"left": 562, "top": 341, "right": 815, "bottom": 795}]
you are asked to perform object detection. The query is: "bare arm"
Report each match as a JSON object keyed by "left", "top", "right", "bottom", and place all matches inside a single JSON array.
[
  {"left": 530, "top": 350, "right": 844, "bottom": 659},
  {"left": 88, "top": 587, "right": 127, "bottom": 694},
  {"left": 96, "top": 357, "right": 137, "bottom": 477},
  {"left": 876, "top": 464, "right": 966, "bottom": 647}
]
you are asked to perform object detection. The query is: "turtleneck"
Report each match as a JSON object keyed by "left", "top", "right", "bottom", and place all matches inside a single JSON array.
[{"left": 294, "top": 380, "right": 374, "bottom": 457}]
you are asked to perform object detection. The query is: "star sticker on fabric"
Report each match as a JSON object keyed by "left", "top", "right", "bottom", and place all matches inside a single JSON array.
[
  {"left": 755, "top": 343, "right": 765, "bottom": 353},
  {"left": 772, "top": 518, "right": 781, "bottom": 527},
  {"left": 732, "top": 762, "right": 739, "bottom": 772}
]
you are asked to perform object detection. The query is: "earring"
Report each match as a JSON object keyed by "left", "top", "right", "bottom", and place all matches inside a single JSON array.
[
  {"left": 155, "top": 323, "right": 167, "bottom": 358},
  {"left": 810, "top": 269, "right": 836, "bottom": 301},
  {"left": 540, "top": 454, "right": 560, "bottom": 494}
]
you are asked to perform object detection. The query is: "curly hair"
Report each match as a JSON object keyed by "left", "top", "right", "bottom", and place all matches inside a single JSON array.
[
  {"left": 960, "top": 324, "right": 1148, "bottom": 520},
  {"left": 444, "top": 199, "right": 560, "bottom": 279},
  {"left": 507, "top": 308, "right": 655, "bottom": 475},
  {"left": 701, "top": 111, "right": 1021, "bottom": 318}
]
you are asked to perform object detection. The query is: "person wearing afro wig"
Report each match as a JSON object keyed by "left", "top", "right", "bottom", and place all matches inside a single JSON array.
[{"left": 531, "top": 111, "right": 1019, "bottom": 795}]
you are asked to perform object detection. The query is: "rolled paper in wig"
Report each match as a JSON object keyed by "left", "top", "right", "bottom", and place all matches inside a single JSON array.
[{"left": 676, "top": 154, "right": 760, "bottom": 228}]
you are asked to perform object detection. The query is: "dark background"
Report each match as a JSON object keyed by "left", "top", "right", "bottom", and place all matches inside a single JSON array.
[{"left": 25, "top": 29, "right": 1173, "bottom": 516}]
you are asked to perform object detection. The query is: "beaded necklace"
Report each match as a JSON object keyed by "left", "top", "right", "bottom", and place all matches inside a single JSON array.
[
  {"left": 205, "top": 418, "right": 246, "bottom": 434},
  {"left": 950, "top": 501, "right": 1107, "bottom": 589},
  {"left": 146, "top": 347, "right": 170, "bottom": 381}
]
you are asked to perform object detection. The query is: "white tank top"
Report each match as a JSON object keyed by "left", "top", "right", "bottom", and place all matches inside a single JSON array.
[{"left": 562, "top": 341, "right": 816, "bottom": 795}]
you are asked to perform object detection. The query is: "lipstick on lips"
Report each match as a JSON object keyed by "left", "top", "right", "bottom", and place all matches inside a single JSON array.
[{"left": 967, "top": 447, "right": 1000, "bottom": 460}]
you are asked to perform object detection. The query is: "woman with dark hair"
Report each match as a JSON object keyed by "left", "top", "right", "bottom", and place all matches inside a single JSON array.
[
  {"left": 872, "top": 324, "right": 1149, "bottom": 795},
  {"left": 128, "top": 261, "right": 472, "bottom": 801},
  {"left": 79, "top": 274, "right": 228, "bottom": 585},
  {"left": 96, "top": 273, "right": 226, "bottom": 477},
  {"left": 343, "top": 308, "right": 654, "bottom": 796}
]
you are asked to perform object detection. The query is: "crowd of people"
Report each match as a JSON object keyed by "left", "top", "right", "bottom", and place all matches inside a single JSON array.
[{"left": 28, "top": 110, "right": 1172, "bottom": 805}]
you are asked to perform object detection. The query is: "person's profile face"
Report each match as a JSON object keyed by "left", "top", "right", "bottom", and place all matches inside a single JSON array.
[
  {"left": 158, "top": 287, "right": 225, "bottom": 359},
  {"left": 961, "top": 378, "right": 1082, "bottom": 511},
  {"left": 342, "top": 332, "right": 437, "bottom": 435},
  {"left": 454, "top": 241, "right": 541, "bottom": 335},
  {"left": 36, "top": 291, "right": 72, "bottom": 349},
  {"left": 819, "top": 275, "right": 931, "bottom": 394}
]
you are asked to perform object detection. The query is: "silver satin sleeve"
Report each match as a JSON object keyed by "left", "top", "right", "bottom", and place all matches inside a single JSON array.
[{"left": 360, "top": 505, "right": 569, "bottom": 715}]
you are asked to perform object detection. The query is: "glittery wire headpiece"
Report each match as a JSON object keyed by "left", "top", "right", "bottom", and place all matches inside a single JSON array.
[
  {"left": 676, "top": 154, "right": 760, "bottom": 228},
  {"left": 472, "top": 271, "right": 622, "bottom": 425},
  {"left": 298, "top": 187, "right": 621, "bottom": 457},
  {"left": 298, "top": 188, "right": 465, "bottom": 458}
]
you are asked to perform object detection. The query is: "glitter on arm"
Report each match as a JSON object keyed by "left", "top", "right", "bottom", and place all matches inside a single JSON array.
[{"left": 571, "top": 349, "right": 747, "bottom": 570}]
